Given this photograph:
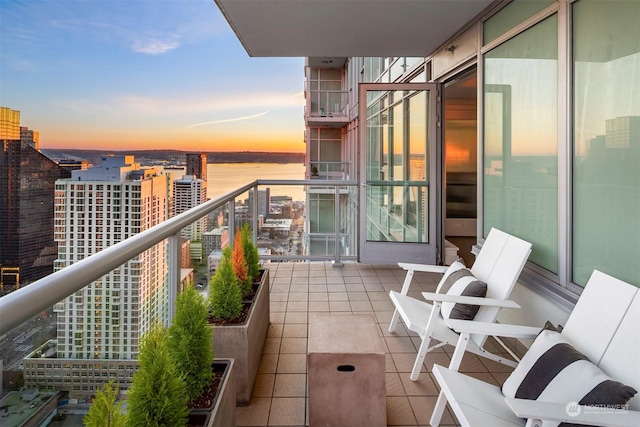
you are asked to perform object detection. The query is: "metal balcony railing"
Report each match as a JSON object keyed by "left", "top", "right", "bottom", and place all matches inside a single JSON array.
[
  {"left": 308, "top": 161, "right": 351, "bottom": 180},
  {"left": 0, "top": 179, "right": 358, "bottom": 339},
  {"left": 307, "top": 90, "right": 348, "bottom": 117}
]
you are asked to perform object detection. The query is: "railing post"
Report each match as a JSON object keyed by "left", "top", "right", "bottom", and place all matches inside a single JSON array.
[
  {"left": 168, "top": 232, "right": 181, "bottom": 324},
  {"left": 252, "top": 186, "right": 258, "bottom": 243},
  {"left": 333, "top": 185, "right": 343, "bottom": 267},
  {"left": 229, "top": 198, "right": 235, "bottom": 249}
]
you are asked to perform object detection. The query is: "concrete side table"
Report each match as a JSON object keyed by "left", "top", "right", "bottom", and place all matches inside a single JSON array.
[{"left": 308, "top": 313, "right": 386, "bottom": 427}]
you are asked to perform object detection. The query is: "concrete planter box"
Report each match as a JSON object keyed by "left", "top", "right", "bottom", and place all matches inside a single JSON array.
[
  {"left": 188, "top": 359, "right": 236, "bottom": 427},
  {"left": 210, "top": 269, "right": 269, "bottom": 406}
]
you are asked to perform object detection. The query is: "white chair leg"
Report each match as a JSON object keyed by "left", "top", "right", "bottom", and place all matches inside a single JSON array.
[
  {"left": 390, "top": 268, "right": 414, "bottom": 333},
  {"left": 430, "top": 391, "right": 448, "bottom": 427},
  {"left": 448, "top": 333, "right": 469, "bottom": 371},
  {"left": 389, "top": 308, "right": 400, "bottom": 332},
  {"left": 410, "top": 336, "right": 431, "bottom": 381}
]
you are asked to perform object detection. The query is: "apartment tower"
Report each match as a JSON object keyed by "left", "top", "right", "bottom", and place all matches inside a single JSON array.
[
  {"left": 53, "top": 155, "right": 171, "bottom": 361},
  {"left": 173, "top": 174, "right": 208, "bottom": 241}
]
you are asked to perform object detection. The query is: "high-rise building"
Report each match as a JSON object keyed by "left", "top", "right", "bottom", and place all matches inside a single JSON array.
[
  {"left": 186, "top": 152, "right": 207, "bottom": 181},
  {"left": 53, "top": 155, "right": 171, "bottom": 361},
  {"left": 0, "top": 107, "right": 20, "bottom": 140},
  {"left": 173, "top": 175, "right": 208, "bottom": 241},
  {"left": 20, "top": 126, "right": 40, "bottom": 151},
  {"left": 0, "top": 108, "right": 71, "bottom": 292}
]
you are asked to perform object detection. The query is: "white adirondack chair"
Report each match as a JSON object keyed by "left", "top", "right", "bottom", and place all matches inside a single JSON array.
[
  {"left": 388, "top": 228, "right": 532, "bottom": 380},
  {"left": 431, "top": 270, "right": 640, "bottom": 427}
]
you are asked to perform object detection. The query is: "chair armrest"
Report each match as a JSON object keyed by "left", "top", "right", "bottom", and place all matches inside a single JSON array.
[
  {"left": 421, "top": 292, "right": 521, "bottom": 309},
  {"left": 505, "top": 397, "right": 640, "bottom": 427},
  {"left": 445, "top": 319, "right": 542, "bottom": 339},
  {"left": 398, "top": 262, "right": 449, "bottom": 274}
]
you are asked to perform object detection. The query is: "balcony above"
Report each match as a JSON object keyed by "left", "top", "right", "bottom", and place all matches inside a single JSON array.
[{"left": 306, "top": 90, "right": 349, "bottom": 127}]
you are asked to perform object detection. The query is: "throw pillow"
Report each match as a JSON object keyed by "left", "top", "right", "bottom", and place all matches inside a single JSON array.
[
  {"left": 438, "top": 268, "right": 487, "bottom": 321},
  {"left": 502, "top": 330, "right": 637, "bottom": 422},
  {"left": 434, "top": 259, "right": 466, "bottom": 293}
]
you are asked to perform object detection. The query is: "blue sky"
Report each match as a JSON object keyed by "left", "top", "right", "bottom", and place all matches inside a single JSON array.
[{"left": 1, "top": 0, "right": 305, "bottom": 152}]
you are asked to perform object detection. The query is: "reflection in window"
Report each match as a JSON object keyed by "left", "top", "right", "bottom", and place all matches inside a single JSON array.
[
  {"left": 366, "top": 90, "right": 428, "bottom": 243},
  {"left": 572, "top": 1, "right": 640, "bottom": 286},
  {"left": 483, "top": 15, "right": 558, "bottom": 272}
]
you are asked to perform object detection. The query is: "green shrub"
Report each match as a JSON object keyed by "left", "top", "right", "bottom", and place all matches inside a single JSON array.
[
  {"left": 168, "top": 284, "right": 214, "bottom": 402},
  {"left": 240, "top": 223, "right": 261, "bottom": 282},
  {"left": 83, "top": 380, "right": 127, "bottom": 427},
  {"left": 209, "top": 246, "right": 242, "bottom": 320},
  {"left": 127, "top": 322, "right": 188, "bottom": 427}
]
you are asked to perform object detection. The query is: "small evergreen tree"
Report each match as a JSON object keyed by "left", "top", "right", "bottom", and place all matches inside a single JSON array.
[
  {"left": 240, "top": 223, "right": 261, "bottom": 283},
  {"left": 209, "top": 246, "right": 242, "bottom": 320},
  {"left": 83, "top": 380, "right": 127, "bottom": 427},
  {"left": 168, "top": 284, "right": 214, "bottom": 402},
  {"left": 127, "top": 322, "right": 188, "bottom": 427},
  {"left": 232, "top": 230, "right": 251, "bottom": 298}
]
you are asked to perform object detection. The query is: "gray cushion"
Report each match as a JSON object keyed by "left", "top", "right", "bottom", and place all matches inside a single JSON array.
[{"left": 439, "top": 268, "right": 487, "bottom": 321}]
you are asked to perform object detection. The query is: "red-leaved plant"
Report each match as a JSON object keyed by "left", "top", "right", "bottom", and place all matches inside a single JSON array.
[{"left": 232, "top": 230, "right": 251, "bottom": 298}]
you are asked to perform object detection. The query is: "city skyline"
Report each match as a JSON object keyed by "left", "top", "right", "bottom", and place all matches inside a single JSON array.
[{"left": 0, "top": 0, "right": 306, "bottom": 153}]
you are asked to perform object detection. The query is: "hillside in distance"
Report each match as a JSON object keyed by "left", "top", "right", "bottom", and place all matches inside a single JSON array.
[{"left": 41, "top": 149, "right": 305, "bottom": 165}]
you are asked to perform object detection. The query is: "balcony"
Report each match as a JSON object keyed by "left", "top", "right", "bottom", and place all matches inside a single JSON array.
[
  {"left": 305, "top": 90, "right": 349, "bottom": 127},
  {"left": 308, "top": 161, "right": 351, "bottom": 180},
  {"left": 0, "top": 179, "right": 512, "bottom": 426}
]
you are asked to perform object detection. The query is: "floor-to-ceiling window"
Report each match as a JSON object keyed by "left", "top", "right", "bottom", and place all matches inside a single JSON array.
[
  {"left": 572, "top": 0, "right": 640, "bottom": 286},
  {"left": 483, "top": 15, "right": 559, "bottom": 273}
]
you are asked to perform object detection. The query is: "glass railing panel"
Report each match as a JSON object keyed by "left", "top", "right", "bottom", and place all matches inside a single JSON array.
[
  {"left": 365, "top": 183, "right": 428, "bottom": 243},
  {"left": 0, "top": 179, "right": 360, "bottom": 404},
  {"left": 308, "top": 90, "right": 348, "bottom": 116},
  {"left": 255, "top": 182, "right": 307, "bottom": 260},
  {"left": 309, "top": 161, "right": 351, "bottom": 180}
]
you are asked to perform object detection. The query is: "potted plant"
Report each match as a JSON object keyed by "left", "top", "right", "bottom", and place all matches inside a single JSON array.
[
  {"left": 127, "top": 322, "right": 189, "bottom": 426},
  {"left": 169, "top": 284, "right": 235, "bottom": 427},
  {"left": 208, "top": 228, "right": 269, "bottom": 406},
  {"left": 240, "top": 223, "right": 264, "bottom": 292}
]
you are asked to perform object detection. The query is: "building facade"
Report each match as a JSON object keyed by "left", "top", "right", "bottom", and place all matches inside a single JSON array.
[
  {"left": 173, "top": 175, "right": 208, "bottom": 241},
  {"left": 20, "top": 126, "right": 40, "bottom": 151},
  {"left": 186, "top": 152, "right": 207, "bottom": 181},
  {"left": 0, "top": 108, "right": 71, "bottom": 292}
]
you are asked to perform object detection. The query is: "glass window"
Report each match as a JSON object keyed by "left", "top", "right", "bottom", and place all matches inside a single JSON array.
[
  {"left": 483, "top": 0, "right": 555, "bottom": 45},
  {"left": 483, "top": 15, "right": 558, "bottom": 272},
  {"left": 572, "top": 0, "right": 640, "bottom": 286}
]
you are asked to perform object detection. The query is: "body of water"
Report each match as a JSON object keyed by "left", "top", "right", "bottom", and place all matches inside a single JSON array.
[{"left": 160, "top": 163, "right": 306, "bottom": 201}]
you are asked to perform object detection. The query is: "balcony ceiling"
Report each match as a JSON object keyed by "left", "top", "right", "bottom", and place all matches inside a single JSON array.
[{"left": 214, "top": 0, "right": 495, "bottom": 58}]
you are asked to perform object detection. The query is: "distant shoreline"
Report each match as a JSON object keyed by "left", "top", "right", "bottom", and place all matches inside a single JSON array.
[{"left": 41, "top": 149, "right": 305, "bottom": 165}]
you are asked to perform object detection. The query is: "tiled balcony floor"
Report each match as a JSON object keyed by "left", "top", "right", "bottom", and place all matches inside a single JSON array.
[{"left": 235, "top": 262, "right": 516, "bottom": 427}]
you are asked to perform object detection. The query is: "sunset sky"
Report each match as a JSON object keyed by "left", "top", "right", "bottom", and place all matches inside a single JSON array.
[{"left": 1, "top": 0, "right": 306, "bottom": 152}]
